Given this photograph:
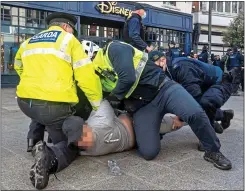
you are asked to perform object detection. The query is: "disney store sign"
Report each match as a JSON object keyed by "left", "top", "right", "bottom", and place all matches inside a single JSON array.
[{"left": 95, "top": 2, "right": 132, "bottom": 17}]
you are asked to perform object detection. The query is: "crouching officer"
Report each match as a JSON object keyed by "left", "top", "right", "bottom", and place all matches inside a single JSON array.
[
  {"left": 14, "top": 12, "right": 102, "bottom": 189},
  {"left": 83, "top": 40, "right": 232, "bottom": 170},
  {"left": 149, "top": 52, "right": 235, "bottom": 149},
  {"left": 227, "top": 46, "right": 244, "bottom": 95},
  {"left": 198, "top": 45, "right": 209, "bottom": 63},
  {"left": 123, "top": 4, "right": 153, "bottom": 52}
]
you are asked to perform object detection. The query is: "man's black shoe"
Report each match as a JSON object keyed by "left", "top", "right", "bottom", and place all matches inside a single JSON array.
[
  {"left": 30, "top": 141, "right": 58, "bottom": 190},
  {"left": 213, "top": 121, "right": 224, "bottom": 134},
  {"left": 222, "top": 73, "right": 233, "bottom": 83},
  {"left": 27, "top": 139, "right": 41, "bottom": 152},
  {"left": 198, "top": 141, "right": 205, "bottom": 152},
  {"left": 47, "top": 136, "right": 52, "bottom": 144},
  {"left": 204, "top": 151, "right": 232, "bottom": 170},
  {"left": 221, "top": 110, "right": 234, "bottom": 130}
]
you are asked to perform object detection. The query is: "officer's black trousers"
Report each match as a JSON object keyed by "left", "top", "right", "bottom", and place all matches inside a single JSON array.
[
  {"left": 26, "top": 86, "right": 92, "bottom": 144},
  {"left": 133, "top": 81, "right": 221, "bottom": 160},
  {"left": 17, "top": 97, "right": 83, "bottom": 172},
  {"left": 27, "top": 120, "right": 45, "bottom": 141},
  {"left": 230, "top": 67, "right": 242, "bottom": 93},
  {"left": 199, "top": 82, "right": 233, "bottom": 125}
]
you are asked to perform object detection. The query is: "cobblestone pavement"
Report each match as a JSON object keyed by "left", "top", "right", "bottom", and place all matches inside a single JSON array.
[{"left": 1, "top": 88, "right": 244, "bottom": 190}]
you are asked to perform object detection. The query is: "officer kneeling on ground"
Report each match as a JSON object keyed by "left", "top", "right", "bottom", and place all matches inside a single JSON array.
[
  {"left": 82, "top": 40, "right": 232, "bottom": 170},
  {"left": 14, "top": 12, "right": 102, "bottom": 190},
  {"left": 149, "top": 51, "right": 235, "bottom": 151}
]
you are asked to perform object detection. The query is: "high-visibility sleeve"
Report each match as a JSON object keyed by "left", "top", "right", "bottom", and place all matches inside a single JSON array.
[
  {"left": 71, "top": 39, "right": 103, "bottom": 110},
  {"left": 14, "top": 42, "right": 26, "bottom": 77}
]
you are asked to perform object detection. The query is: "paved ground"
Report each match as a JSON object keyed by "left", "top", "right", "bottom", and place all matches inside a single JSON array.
[{"left": 1, "top": 88, "right": 244, "bottom": 190}]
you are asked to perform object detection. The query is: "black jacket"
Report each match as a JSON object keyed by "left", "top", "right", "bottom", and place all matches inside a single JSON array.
[
  {"left": 123, "top": 13, "right": 147, "bottom": 51},
  {"left": 107, "top": 42, "right": 168, "bottom": 101}
]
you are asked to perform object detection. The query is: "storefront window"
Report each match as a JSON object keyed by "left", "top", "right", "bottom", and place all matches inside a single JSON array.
[
  {"left": 80, "top": 24, "right": 120, "bottom": 39},
  {"left": 145, "top": 27, "right": 185, "bottom": 50},
  {"left": 232, "top": 2, "right": 238, "bottom": 13},
  {"left": 211, "top": 2, "right": 217, "bottom": 11},
  {"left": 217, "top": 2, "right": 224, "bottom": 12},
  {"left": 225, "top": 2, "right": 231, "bottom": 13},
  {"left": 239, "top": 2, "right": 244, "bottom": 13},
  {"left": 1, "top": 5, "right": 49, "bottom": 74}
]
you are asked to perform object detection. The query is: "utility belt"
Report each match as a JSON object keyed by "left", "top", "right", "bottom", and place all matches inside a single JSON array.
[
  {"left": 124, "top": 77, "right": 171, "bottom": 114},
  {"left": 95, "top": 68, "right": 117, "bottom": 82},
  {"left": 130, "top": 76, "right": 170, "bottom": 102},
  {"left": 19, "top": 97, "right": 72, "bottom": 107}
]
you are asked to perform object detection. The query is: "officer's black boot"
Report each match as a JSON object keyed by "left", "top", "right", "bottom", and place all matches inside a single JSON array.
[
  {"left": 213, "top": 121, "right": 224, "bottom": 134},
  {"left": 27, "top": 139, "right": 40, "bottom": 152},
  {"left": 204, "top": 151, "right": 232, "bottom": 170},
  {"left": 198, "top": 141, "right": 205, "bottom": 152},
  {"left": 30, "top": 141, "right": 58, "bottom": 190},
  {"left": 221, "top": 110, "right": 234, "bottom": 130},
  {"left": 47, "top": 136, "right": 52, "bottom": 144}
]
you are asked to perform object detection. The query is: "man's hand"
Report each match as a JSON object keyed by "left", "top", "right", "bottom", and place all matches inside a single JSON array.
[
  {"left": 146, "top": 45, "right": 154, "bottom": 53},
  {"left": 171, "top": 116, "right": 184, "bottom": 130}
]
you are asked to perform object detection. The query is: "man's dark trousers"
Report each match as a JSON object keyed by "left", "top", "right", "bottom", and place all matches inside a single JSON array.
[
  {"left": 133, "top": 81, "right": 221, "bottom": 160},
  {"left": 17, "top": 98, "right": 82, "bottom": 172},
  {"left": 230, "top": 67, "right": 242, "bottom": 93},
  {"left": 27, "top": 120, "right": 45, "bottom": 141}
]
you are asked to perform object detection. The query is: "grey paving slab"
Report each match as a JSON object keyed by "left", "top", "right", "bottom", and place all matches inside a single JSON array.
[
  {"left": 1, "top": 88, "right": 244, "bottom": 190},
  {"left": 171, "top": 157, "right": 243, "bottom": 190},
  {"left": 1, "top": 147, "right": 15, "bottom": 159},
  {"left": 117, "top": 156, "right": 223, "bottom": 190},
  {"left": 80, "top": 175, "right": 161, "bottom": 190},
  {"left": 1, "top": 155, "right": 35, "bottom": 190},
  {"left": 55, "top": 156, "right": 114, "bottom": 189},
  {"left": 87, "top": 150, "right": 137, "bottom": 165}
]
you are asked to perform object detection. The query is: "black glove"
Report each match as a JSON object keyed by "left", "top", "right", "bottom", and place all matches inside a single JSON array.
[{"left": 105, "top": 93, "right": 122, "bottom": 109}]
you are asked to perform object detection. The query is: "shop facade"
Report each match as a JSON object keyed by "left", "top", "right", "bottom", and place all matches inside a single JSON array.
[{"left": 1, "top": 1, "right": 193, "bottom": 87}]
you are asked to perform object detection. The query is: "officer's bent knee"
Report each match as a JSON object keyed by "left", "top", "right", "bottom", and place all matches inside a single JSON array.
[{"left": 138, "top": 147, "right": 160, "bottom": 161}]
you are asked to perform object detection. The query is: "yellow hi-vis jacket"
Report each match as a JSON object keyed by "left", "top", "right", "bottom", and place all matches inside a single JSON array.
[
  {"left": 92, "top": 41, "right": 148, "bottom": 99},
  {"left": 14, "top": 26, "right": 102, "bottom": 110}
]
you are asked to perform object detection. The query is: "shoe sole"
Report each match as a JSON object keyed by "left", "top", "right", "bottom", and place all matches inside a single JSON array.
[
  {"left": 204, "top": 156, "right": 232, "bottom": 170},
  {"left": 30, "top": 158, "right": 49, "bottom": 190}
]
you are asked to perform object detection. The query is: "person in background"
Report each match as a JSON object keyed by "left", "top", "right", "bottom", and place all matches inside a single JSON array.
[
  {"left": 168, "top": 41, "right": 181, "bottom": 60},
  {"left": 193, "top": 53, "right": 198, "bottom": 60},
  {"left": 221, "top": 48, "right": 232, "bottom": 72},
  {"left": 213, "top": 55, "right": 224, "bottom": 72},
  {"left": 198, "top": 45, "right": 209, "bottom": 63},
  {"left": 123, "top": 4, "right": 153, "bottom": 52},
  {"left": 188, "top": 50, "right": 194, "bottom": 58},
  {"left": 227, "top": 46, "right": 244, "bottom": 96}
]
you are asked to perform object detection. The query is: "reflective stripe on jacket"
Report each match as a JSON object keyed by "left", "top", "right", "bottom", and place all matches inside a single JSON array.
[
  {"left": 14, "top": 26, "right": 102, "bottom": 110},
  {"left": 92, "top": 41, "right": 148, "bottom": 99}
]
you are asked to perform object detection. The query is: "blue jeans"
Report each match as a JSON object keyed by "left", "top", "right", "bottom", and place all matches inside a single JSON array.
[{"left": 133, "top": 82, "right": 221, "bottom": 160}]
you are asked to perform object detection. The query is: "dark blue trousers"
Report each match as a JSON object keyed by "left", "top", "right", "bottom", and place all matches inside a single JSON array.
[
  {"left": 199, "top": 82, "right": 233, "bottom": 124},
  {"left": 133, "top": 81, "right": 221, "bottom": 160}
]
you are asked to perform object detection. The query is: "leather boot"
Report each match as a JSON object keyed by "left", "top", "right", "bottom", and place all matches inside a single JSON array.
[
  {"left": 221, "top": 110, "right": 234, "bottom": 130},
  {"left": 27, "top": 139, "right": 39, "bottom": 152}
]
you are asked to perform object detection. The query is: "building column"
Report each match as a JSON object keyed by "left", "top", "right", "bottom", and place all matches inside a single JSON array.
[
  {"left": 76, "top": 16, "right": 81, "bottom": 40},
  {"left": 184, "top": 32, "right": 191, "bottom": 55}
]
